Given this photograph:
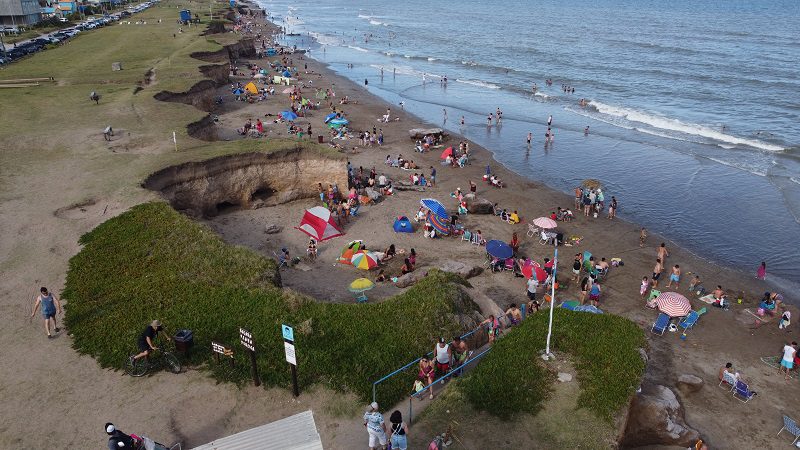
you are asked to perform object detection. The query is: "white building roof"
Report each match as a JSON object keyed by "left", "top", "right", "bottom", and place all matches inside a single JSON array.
[{"left": 190, "top": 410, "right": 324, "bottom": 450}]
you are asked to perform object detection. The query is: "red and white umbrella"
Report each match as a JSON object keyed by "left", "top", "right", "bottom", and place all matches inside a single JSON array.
[
  {"left": 532, "top": 217, "right": 558, "bottom": 229},
  {"left": 653, "top": 292, "right": 691, "bottom": 317}
]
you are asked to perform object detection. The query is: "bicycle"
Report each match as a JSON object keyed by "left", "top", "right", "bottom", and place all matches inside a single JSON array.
[{"left": 126, "top": 346, "right": 181, "bottom": 377}]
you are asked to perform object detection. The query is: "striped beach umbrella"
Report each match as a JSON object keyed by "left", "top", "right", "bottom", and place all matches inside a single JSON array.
[
  {"left": 532, "top": 217, "right": 558, "bottom": 229},
  {"left": 654, "top": 292, "right": 692, "bottom": 317},
  {"left": 351, "top": 251, "right": 379, "bottom": 270}
]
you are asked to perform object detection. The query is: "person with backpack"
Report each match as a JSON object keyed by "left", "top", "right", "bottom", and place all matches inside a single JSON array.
[{"left": 388, "top": 410, "right": 409, "bottom": 450}]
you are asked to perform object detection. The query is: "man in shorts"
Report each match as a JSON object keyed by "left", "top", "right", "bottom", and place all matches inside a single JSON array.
[
  {"left": 130, "top": 320, "right": 171, "bottom": 365},
  {"left": 526, "top": 276, "right": 540, "bottom": 312},
  {"left": 30, "top": 287, "right": 62, "bottom": 338},
  {"left": 666, "top": 264, "right": 681, "bottom": 288},
  {"left": 363, "top": 402, "right": 387, "bottom": 450},
  {"left": 652, "top": 258, "right": 663, "bottom": 288},
  {"left": 450, "top": 336, "right": 469, "bottom": 376}
]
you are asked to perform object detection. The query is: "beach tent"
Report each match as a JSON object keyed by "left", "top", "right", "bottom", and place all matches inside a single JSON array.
[
  {"left": 244, "top": 82, "right": 258, "bottom": 94},
  {"left": 338, "top": 240, "right": 365, "bottom": 265},
  {"left": 393, "top": 216, "right": 414, "bottom": 233},
  {"left": 266, "top": 48, "right": 277, "bottom": 56},
  {"left": 324, "top": 113, "right": 337, "bottom": 123},
  {"left": 440, "top": 147, "right": 453, "bottom": 159},
  {"left": 281, "top": 111, "right": 298, "bottom": 121},
  {"left": 425, "top": 211, "right": 449, "bottom": 236},
  {"left": 296, "top": 206, "right": 344, "bottom": 242},
  {"left": 282, "top": 70, "right": 292, "bottom": 77}
]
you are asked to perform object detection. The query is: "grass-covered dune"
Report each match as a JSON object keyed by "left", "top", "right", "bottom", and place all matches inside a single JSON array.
[{"left": 63, "top": 202, "right": 478, "bottom": 405}]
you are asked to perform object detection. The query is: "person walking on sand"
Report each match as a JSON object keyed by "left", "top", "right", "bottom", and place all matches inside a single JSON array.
[
  {"left": 652, "top": 258, "right": 663, "bottom": 288},
  {"left": 657, "top": 243, "right": 669, "bottom": 261},
  {"left": 780, "top": 342, "right": 797, "bottom": 380},
  {"left": 639, "top": 228, "right": 648, "bottom": 247},
  {"left": 640, "top": 276, "right": 649, "bottom": 299},
  {"left": 756, "top": 261, "right": 766, "bottom": 280},
  {"left": 30, "top": 287, "right": 62, "bottom": 338},
  {"left": 666, "top": 265, "right": 681, "bottom": 288},
  {"left": 363, "top": 402, "right": 387, "bottom": 450}
]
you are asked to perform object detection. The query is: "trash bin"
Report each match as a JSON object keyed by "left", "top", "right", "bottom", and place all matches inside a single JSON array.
[
  {"left": 317, "top": 135, "right": 324, "bottom": 144},
  {"left": 174, "top": 329, "right": 194, "bottom": 356}
]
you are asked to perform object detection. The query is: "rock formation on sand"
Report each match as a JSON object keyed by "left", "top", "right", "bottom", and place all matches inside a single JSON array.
[{"left": 621, "top": 383, "right": 700, "bottom": 448}]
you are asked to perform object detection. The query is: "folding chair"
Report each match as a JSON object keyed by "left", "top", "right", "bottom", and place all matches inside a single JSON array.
[
  {"left": 732, "top": 380, "right": 756, "bottom": 403},
  {"left": 718, "top": 371, "right": 737, "bottom": 391},
  {"left": 651, "top": 313, "right": 670, "bottom": 335},
  {"left": 539, "top": 231, "right": 550, "bottom": 245},
  {"left": 356, "top": 293, "right": 368, "bottom": 303},
  {"left": 777, "top": 415, "right": 800, "bottom": 445},
  {"left": 527, "top": 224, "right": 538, "bottom": 238},
  {"left": 461, "top": 230, "right": 472, "bottom": 243},
  {"left": 679, "top": 311, "right": 700, "bottom": 334},
  {"left": 503, "top": 258, "right": 515, "bottom": 271},
  {"left": 648, "top": 289, "right": 662, "bottom": 301}
]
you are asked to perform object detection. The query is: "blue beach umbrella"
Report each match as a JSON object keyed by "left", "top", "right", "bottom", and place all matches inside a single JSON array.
[
  {"left": 324, "top": 113, "right": 337, "bottom": 123},
  {"left": 281, "top": 111, "right": 298, "bottom": 121},
  {"left": 486, "top": 240, "right": 513, "bottom": 259},
  {"left": 420, "top": 198, "right": 449, "bottom": 220},
  {"left": 329, "top": 118, "right": 349, "bottom": 126}
]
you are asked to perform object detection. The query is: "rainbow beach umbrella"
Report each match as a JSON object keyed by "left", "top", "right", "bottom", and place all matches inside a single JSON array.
[{"left": 351, "top": 251, "right": 379, "bottom": 270}]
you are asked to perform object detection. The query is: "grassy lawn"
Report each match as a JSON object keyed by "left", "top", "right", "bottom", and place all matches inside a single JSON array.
[
  {"left": 462, "top": 310, "right": 646, "bottom": 421},
  {"left": 63, "top": 202, "right": 479, "bottom": 405}
]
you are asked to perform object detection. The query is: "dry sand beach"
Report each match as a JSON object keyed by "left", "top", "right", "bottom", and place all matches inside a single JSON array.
[{"left": 0, "top": 2, "right": 797, "bottom": 448}]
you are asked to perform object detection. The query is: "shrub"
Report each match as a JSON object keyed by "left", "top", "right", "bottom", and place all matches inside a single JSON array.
[
  {"left": 462, "top": 310, "right": 645, "bottom": 420},
  {"left": 63, "top": 202, "right": 477, "bottom": 406}
]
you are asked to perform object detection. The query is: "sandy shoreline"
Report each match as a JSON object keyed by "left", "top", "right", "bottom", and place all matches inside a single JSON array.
[{"left": 0, "top": 1, "right": 797, "bottom": 448}]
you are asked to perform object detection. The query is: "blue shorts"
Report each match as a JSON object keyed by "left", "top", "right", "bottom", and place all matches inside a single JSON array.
[
  {"left": 670, "top": 274, "right": 680, "bottom": 282},
  {"left": 391, "top": 434, "right": 407, "bottom": 450},
  {"left": 782, "top": 359, "right": 794, "bottom": 369},
  {"left": 42, "top": 311, "right": 56, "bottom": 320}
]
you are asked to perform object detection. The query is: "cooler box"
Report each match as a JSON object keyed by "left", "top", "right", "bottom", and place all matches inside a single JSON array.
[
  {"left": 317, "top": 135, "right": 323, "bottom": 144},
  {"left": 174, "top": 329, "right": 194, "bottom": 355}
]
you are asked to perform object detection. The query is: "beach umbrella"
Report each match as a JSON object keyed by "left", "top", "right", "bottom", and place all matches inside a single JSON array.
[
  {"left": 282, "top": 87, "right": 295, "bottom": 94},
  {"left": 232, "top": 88, "right": 244, "bottom": 95},
  {"left": 532, "top": 217, "right": 558, "bottom": 229},
  {"left": 425, "top": 211, "right": 450, "bottom": 236},
  {"left": 420, "top": 198, "right": 449, "bottom": 220},
  {"left": 253, "top": 73, "right": 265, "bottom": 79},
  {"left": 653, "top": 292, "right": 692, "bottom": 317},
  {"left": 440, "top": 147, "right": 453, "bottom": 159},
  {"left": 486, "top": 240, "right": 513, "bottom": 259},
  {"left": 281, "top": 111, "right": 298, "bottom": 121},
  {"left": 351, "top": 251, "right": 379, "bottom": 270},
  {"left": 348, "top": 277, "right": 375, "bottom": 293},
  {"left": 324, "top": 113, "right": 337, "bottom": 123},
  {"left": 282, "top": 70, "right": 292, "bottom": 77},
  {"left": 329, "top": 118, "right": 349, "bottom": 126},
  {"left": 338, "top": 240, "right": 365, "bottom": 265}
]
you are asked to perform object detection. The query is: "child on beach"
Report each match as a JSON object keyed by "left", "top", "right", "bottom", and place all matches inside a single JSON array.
[
  {"left": 639, "top": 228, "right": 648, "bottom": 247},
  {"left": 640, "top": 276, "right": 649, "bottom": 299},
  {"left": 666, "top": 265, "right": 681, "bottom": 288},
  {"left": 756, "top": 261, "right": 766, "bottom": 280},
  {"left": 689, "top": 274, "right": 704, "bottom": 295}
]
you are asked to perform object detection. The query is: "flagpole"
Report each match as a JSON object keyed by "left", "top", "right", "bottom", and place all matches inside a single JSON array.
[{"left": 544, "top": 245, "right": 558, "bottom": 358}]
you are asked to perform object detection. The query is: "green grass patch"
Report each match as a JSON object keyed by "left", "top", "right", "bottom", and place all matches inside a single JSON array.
[
  {"left": 462, "top": 310, "right": 645, "bottom": 421},
  {"left": 63, "top": 202, "right": 478, "bottom": 406}
]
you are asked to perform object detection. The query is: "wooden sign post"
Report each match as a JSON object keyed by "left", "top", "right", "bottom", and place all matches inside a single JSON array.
[
  {"left": 211, "top": 341, "right": 235, "bottom": 367},
  {"left": 239, "top": 328, "right": 260, "bottom": 386}
]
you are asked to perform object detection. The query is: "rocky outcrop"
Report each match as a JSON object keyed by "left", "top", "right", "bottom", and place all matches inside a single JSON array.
[
  {"left": 467, "top": 197, "right": 494, "bottom": 214},
  {"left": 186, "top": 114, "right": 218, "bottom": 141},
  {"left": 620, "top": 384, "right": 700, "bottom": 448},
  {"left": 439, "top": 260, "right": 483, "bottom": 279},
  {"left": 199, "top": 64, "right": 230, "bottom": 84},
  {"left": 676, "top": 374, "right": 704, "bottom": 394},
  {"left": 143, "top": 147, "right": 347, "bottom": 217}
]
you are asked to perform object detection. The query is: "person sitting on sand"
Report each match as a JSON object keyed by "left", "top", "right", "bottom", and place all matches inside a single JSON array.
[
  {"left": 408, "top": 248, "right": 417, "bottom": 266},
  {"left": 384, "top": 244, "right": 397, "bottom": 261},
  {"left": 500, "top": 209, "right": 509, "bottom": 222},
  {"left": 473, "top": 230, "right": 486, "bottom": 245},
  {"left": 401, "top": 258, "right": 414, "bottom": 275},
  {"left": 414, "top": 207, "right": 425, "bottom": 223},
  {"left": 564, "top": 209, "right": 574, "bottom": 221},
  {"left": 718, "top": 362, "right": 745, "bottom": 385},
  {"left": 712, "top": 285, "right": 729, "bottom": 309},
  {"left": 509, "top": 210, "right": 520, "bottom": 224},
  {"left": 505, "top": 303, "right": 523, "bottom": 326},
  {"left": 689, "top": 274, "right": 704, "bottom": 295},
  {"left": 376, "top": 269, "right": 387, "bottom": 282},
  {"left": 458, "top": 201, "right": 468, "bottom": 215}
]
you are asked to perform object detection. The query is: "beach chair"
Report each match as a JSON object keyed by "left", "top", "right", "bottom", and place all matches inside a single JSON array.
[
  {"left": 355, "top": 293, "right": 368, "bottom": 303},
  {"left": 539, "top": 231, "right": 551, "bottom": 245},
  {"left": 461, "top": 230, "right": 472, "bottom": 243},
  {"left": 777, "top": 415, "right": 800, "bottom": 445},
  {"left": 651, "top": 313, "right": 670, "bottom": 335},
  {"left": 470, "top": 233, "right": 482, "bottom": 245},
  {"left": 503, "top": 258, "right": 515, "bottom": 271},
  {"left": 718, "top": 371, "right": 737, "bottom": 391},
  {"left": 697, "top": 307, "right": 707, "bottom": 316},
  {"left": 732, "top": 380, "right": 756, "bottom": 403},
  {"left": 648, "top": 289, "right": 662, "bottom": 301},
  {"left": 526, "top": 223, "right": 538, "bottom": 238},
  {"left": 679, "top": 311, "right": 700, "bottom": 333}
]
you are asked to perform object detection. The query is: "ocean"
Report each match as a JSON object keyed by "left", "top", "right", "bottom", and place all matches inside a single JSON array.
[{"left": 258, "top": 0, "right": 800, "bottom": 292}]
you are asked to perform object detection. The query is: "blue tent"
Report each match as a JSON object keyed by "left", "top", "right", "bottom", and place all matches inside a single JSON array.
[
  {"left": 266, "top": 48, "right": 277, "bottom": 56},
  {"left": 282, "top": 70, "right": 292, "bottom": 77},
  {"left": 281, "top": 111, "right": 298, "bottom": 121},
  {"left": 328, "top": 118, "right": 349, "bottom": 127},
  {"left": 324, "top": 113, "right": 337, "bottom": 123},
  {"left": 393, "top": 216, "right": 414, "bottom": 233},
  {"left": 232, "top": 88, "right": 244, "bottom": 95}
]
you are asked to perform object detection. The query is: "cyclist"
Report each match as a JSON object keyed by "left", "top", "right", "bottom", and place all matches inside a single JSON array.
[{"left": 130, "top": 320, "right": 171, "bottom": 365}]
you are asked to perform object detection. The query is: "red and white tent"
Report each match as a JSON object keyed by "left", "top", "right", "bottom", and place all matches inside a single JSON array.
[{"left": 296, "top": 206, "right": 344, "bottom": 242}]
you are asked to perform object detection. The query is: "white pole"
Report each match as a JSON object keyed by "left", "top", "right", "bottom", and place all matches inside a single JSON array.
[
  {"left": 544, "top": 245, "right": 558, "bottom": 357},
  {"left": 172, "top": 131, "right": 178, "bottom": 152}
]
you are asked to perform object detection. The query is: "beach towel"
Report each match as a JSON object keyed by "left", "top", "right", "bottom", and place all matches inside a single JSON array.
[{"left": 698, "top": 294, "right": 717, "bottom": 304}]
